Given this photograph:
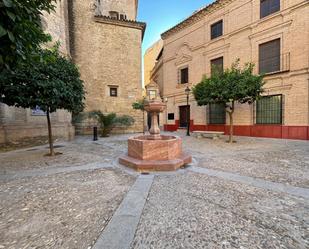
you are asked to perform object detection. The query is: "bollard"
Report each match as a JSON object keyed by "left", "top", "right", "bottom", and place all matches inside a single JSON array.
[{"left": 93, "top": 126, "right": 98, "bottom": 141}]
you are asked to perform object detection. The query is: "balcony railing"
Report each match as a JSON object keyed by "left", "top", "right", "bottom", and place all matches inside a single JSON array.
[{"left": 258, "top": 53, "right": 290, "bottom": 75}]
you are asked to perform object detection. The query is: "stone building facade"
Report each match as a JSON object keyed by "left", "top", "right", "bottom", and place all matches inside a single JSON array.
[
  {"left": 155, "top": 0, "right": 309, "bottom": 140},
  {"left": 0, "top": 0, "right": 74, "bottom": 146},
  {"left": 144, "top": 39, "right": 163, "bottom": 86},
  {"left": 69, "top": 0, "right": 145, "bottom": 134},
  {"left": 0, "top": 0, "right": 145, "bottom": 146}
]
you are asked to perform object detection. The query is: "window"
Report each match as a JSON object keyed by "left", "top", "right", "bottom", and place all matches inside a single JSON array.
[
  {"left": 119, "top": 14, "right": 127, "bottom": 20},
  {"left": 109, "top": 11, "right": 119, "bottom": 19},
  {"left": 260, "top": 0, "right": 280, "bottom": 18},
  {"left": 110, "top": 87, "right": 118, "bottom": 97},
  {"left": 259, "top": 39, "right": 280, "bottom": 74},
  {"left": 211, "top": 57, "right": 224, "bottom": 75},
  {"left": 211, "top": 20, "right": 223, "bottom": 40},
  {"left": 208, "top": 103, "right": 226, "bottom": 124},
  {"left": 256, "top": 95, "right": 282, "bottom": 124},
  {"left": 168, "top": 113, "right": 175, "bottom": 120},
  {"left": 179, "top": 67, "right": 189, "bottom": 84},
  {"left": 31, "top": 105, "right": 46, "bottom": 116}
]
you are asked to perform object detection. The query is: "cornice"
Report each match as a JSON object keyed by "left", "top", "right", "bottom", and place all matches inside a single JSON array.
[
  {"left": 203, "top": 43, "right": 230, "bottom": 56},
  {"left": 161, "top": 0, "right": 234, "bottom": 40},
  {"left": 249, "top": 20, "right": 293, "bottom": 40},
  {"left": 94, "top": 15, "right": 146, "bottom": 40}
]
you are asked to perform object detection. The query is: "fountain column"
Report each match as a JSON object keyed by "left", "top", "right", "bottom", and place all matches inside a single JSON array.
[{"left": 118, "top": 81, "right": 192, "bottom": 172}]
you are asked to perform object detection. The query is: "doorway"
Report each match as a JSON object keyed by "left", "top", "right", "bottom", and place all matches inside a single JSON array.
[{"left": 179, "top": 105, "right": 190, "bottom": 128}]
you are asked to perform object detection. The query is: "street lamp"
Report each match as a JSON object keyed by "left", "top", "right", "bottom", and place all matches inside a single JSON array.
[{"left": 185, "top": 86, "right": 191, "bottom": 136}]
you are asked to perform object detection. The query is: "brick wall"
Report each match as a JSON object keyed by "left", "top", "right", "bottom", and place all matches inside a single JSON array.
[{"left": 157, "top": 0, "right": 309, "bottom": 139}]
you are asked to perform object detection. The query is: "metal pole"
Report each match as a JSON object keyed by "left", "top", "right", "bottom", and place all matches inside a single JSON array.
[
  {"left": 93, "top": 126, "right": 98, "bottom": 141},
  {"left": 187, "top": 94, "right": 190, "bottom": 136}
]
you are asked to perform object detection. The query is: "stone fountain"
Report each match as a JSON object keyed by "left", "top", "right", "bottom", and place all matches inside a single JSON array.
[{"left": 119, "top": 82, "right": 192, "bottom": 172}]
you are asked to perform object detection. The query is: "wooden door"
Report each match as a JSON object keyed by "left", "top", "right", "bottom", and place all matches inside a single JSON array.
[{"left": 179, "top": 105, "right": 190, "bottom": 128}]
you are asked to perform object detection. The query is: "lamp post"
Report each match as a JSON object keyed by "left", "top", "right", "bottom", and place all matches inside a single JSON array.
[{"left": 185, "top": 86, "right": 191, "bottom": 136}]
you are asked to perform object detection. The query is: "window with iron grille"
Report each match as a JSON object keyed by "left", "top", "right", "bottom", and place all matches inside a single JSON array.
[
  {"left": 211, "top": 20, "right": 223, "bottom": 40},
  {"left": 256, "top": 95, "right": 283, "bottom": 124},
  {"left": 179, "top": 67, "right": 189, "bottom": 84},
  {"left": 211, "top": 57, "right": 224, "bottom": 75},
  {"left": 259, "top": 39, "right": 280, "bottom": 74},
  {"left": 260, "top": 0, "right": 280, "bottom": 18},
  {"left": 110, "top": 87, "right": 118, "bottom": 97},
  {"left": 208, "top": 103, "right": 226, "bottom": 124}
]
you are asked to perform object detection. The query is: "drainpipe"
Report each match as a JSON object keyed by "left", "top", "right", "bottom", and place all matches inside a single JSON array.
[
  {"left": 307, "top": 39, "right": 309, "bottom": 139},
  {"left": 307, "top": 32, "right": 309, "bottom": 128}
]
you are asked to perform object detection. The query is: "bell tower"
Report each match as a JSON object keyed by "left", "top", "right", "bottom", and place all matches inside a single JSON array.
[
  {"left": 67, "top": 0, "right": 145, "bottom": 134},
  {"left": 95, "top": 0, "right": 138, "bottom": 20}
]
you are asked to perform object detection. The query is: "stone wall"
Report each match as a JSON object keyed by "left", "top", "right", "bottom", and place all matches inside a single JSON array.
[
  {"left": 0, "top": 104, "right": 74, "bottom": 145},
  {"left": 0, "top": 0, "right": 75, "bottom": 147},
  {"left": 144, "top": 39, "right": 163, "bottom": 86},
  {"left": 69, "top": 0, "right": 144, "bottom": 134},
  {"left": 41, "top": 0, "right": 70, "bottom": 55},
  {"left": 96, "top": 0, "right": 138, "bottom": 20}
]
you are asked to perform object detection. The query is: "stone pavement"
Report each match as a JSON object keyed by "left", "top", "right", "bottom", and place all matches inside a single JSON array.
[{"left": 0, "top": 133, "right": 308, "bottom": 248}]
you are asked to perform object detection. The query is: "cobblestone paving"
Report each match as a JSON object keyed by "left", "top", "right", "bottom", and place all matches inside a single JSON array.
[
  {"left": 0, "top": 169, "right": 135, "bottom": 249},
  {"left": 0, "top": 133, "right": 308, "bottom": 249},
  {"left": 0, "top": 135, "right": 135, "bottom": 249},
  {"left": 132, "top": 173, "right": 309, "bottom": 249},
  {"left": 182, "top": 135, "right": 309, "bottom": 188},
  {"left": 0, "top": 136, "right": 128, "bottom": 174}
]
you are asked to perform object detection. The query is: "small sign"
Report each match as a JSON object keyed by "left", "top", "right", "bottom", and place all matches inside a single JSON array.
[
  {"left": 168, "top": 113, "right": 175, "bottom": 120},
  {"left": 31, "top": 106, "right": 46, "bottom": 116}
]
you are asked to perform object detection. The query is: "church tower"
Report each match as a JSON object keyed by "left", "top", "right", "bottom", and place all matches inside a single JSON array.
[{"left": 68, "top": 0, "right": 146, "bottom": 134}]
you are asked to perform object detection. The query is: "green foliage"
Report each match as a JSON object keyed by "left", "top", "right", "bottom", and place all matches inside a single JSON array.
[
  {"left": 0, "top": 47, "right": 85, "bottom": 114},
  {"left": 0, "top": 0, "right": 56, "bottom": 69},
  {"left": 193, "top": 60, "right": 264, "bottom": 143},
  {"left": 193, "top": 60, "right": 264, "bottom": 107},
  {"left": 114, "top": 115, "right": 135, "bottom": 126},
  {"left": 132, "top": 99, "right": 145, "bottom": 111},
  {"left": 88, "top": 111, "right": 134, "bottom": 137}
]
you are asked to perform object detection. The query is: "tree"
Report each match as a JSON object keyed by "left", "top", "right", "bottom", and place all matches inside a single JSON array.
[
  {"left": 0, "top": 0, "right": 56, "bottom": 70},
  {"left": 0, "top": 48, "right": 85, "bottom": 155},
  {"left": 88, "top": 111, "right": 135, "bottom": 137},
  {"left": 132, "top": 98, "right": 146, "bottom": 134},
  {"left": 193, "top": 60, "right": 264, "bottom": 143}
]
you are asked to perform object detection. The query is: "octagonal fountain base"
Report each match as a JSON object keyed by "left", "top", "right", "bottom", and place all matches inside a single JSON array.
[{"left": 119, "top": 135, "right": 192, "bottom": 172}]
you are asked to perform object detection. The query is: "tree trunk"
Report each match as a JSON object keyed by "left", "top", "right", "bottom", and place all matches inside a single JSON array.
[
  {"left": 46, "top": 109, "right": 55, "bottom": 156},
  {"left": 228, "top": 101, "right": 235, "bottom": 143}
]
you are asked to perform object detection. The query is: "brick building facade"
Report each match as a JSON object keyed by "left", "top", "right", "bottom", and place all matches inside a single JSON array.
[{"left": 155, "top": 0, "right": 309, "bottom": 140}]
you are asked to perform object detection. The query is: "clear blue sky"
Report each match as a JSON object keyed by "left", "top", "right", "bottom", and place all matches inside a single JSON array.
[{"left": 137, "top": 0, "right": 213, "bottom": 56}]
